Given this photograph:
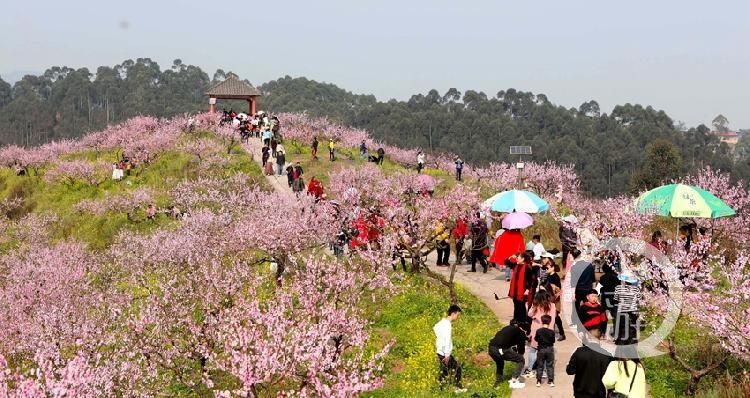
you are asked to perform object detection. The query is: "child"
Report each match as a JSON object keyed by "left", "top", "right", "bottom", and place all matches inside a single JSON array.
[
  {"left": 578, "top": 289, "right": 608, "bottom": 336},
  {"left": 534, "top": 314, "right": 556, "bottom": 387}
]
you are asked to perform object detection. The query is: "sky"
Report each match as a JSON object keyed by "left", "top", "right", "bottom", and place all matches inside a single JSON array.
[{"left": 1, "top": 0, "right": 748, "bottom": 128}]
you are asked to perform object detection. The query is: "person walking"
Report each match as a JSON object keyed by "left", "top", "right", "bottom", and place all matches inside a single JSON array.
[
  {"left": 566, "top": 329, "right": 612, "bottom": 398},
  {"left": 416, "top": 151, "right": 425, "bottom": 173},
  {"left": 534, "top": 314, "right": 556, "bottom": 387},
  {"left": 270, "top": 137, "right": 278, "bottom": 158},
  {"left": 434, "top": 220, "right": 451, "bottom": 266},
  {"left": 311, "top": 136, "right": 319, "bottom": 160},
  {"left": 508, "top": 252, "right": 535, "bottom": 323},
  {"left": 359, "top": 140, "right": 367, "bottom": 159},
  {"left": 262, "top": 126, "right": 273, "bottom": 147},
  {"left": 602, "top": 348, "right": 646, "bottom": 398},
  {"left": 526, "top": 290, "right": 556, "bottom": 379},
  {"left": 291, "top": 161, "right": 305, "bottom": 193},
  {"left": 328, "top": 139, "right": 335, "bottom": 161},
  {"left": 454, "top": 157, "right": 464, "bottom": 181},
  {"left": 286, "top": 164, "right": 294, "bottom": 188},
  {"left": 569, "top": 249, "right": 595, "bottom": 313},
  {"left": 452, "top": 218, "right": 468, "bottom": 265},
  {"left": 261, "top": 146, "right": 270, "bottom": 170},
  {"left": 559, "top": 215, "right": 578, "bottom": 270},
  {"left": 433, "top": 305, "right": 467, "bottom": 393},
  {"left": 614, "top": 271, "right": 641, "bottom": 345},
  {"left": 276, "top": 149, "right": 286, "bottom": 176},
  {"left": 542, "top": 255, "right": 566, "bottom": 341},
  {"left": 598, "top": 262, "right": 619, "bottom": 322},
  {"left": 469, "top": 217, "right": 489, "bottom": 273},
  {"left": 488, "top": 319, "right": 527, "bottom": 389}
]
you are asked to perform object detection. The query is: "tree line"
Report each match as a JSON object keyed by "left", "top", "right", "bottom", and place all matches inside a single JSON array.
[
  {"left": 260, "top": 76, "right": 747, "bottom": 196},
  {"left": 0, "top": 59, "right": 745, "bottom": 196}
]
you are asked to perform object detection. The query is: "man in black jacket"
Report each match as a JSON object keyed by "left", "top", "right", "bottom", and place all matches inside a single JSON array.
[
  {"left": 566, "top": 330, "right": 611, "bottom": 398},
  {"left": 470, "top": 217, "right": 489, "bottom": 273},
  {"left": 488, "top": 319, "right": 528, "bottom": 389},
  {"left": 559, "top": 215, "right": 578, "bottom": 270}
]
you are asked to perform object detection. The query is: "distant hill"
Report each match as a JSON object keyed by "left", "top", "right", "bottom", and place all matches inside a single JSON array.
[
  {"left": 0, "top": 59, "right": 746, "bottom": 196},
  {"left": 258, "top": 76, "right": 745, "bottom": 196}
]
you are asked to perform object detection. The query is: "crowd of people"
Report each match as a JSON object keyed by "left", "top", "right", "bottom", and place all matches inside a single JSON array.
[
  {"left": 229, "top": 111, "right": 652, "bottom": 396},
  {"left": 428, "top": 212, "right": 650, "bottom": 396},
  {"left": 222, "top": 112, "right": 333, "bottom": 201},
  {"left": 111, "top": 153, "right": 134, "bottom": 181}
]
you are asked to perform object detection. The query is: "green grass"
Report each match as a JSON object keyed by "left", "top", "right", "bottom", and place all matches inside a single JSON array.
[
  {"left": 363, "top": 274, "right": 509, "bottom": 398},
  {"left": 279, "top": 139, "right": 410, "bottom": 188},
  {"left": 642, "top": 316, "right": 749, "bottom": 398},
  {"left": 0, "top": 132, "right": 268, "bottom": 250}
]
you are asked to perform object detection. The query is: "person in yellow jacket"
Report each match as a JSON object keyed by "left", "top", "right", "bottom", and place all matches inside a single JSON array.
[
  {"left": 602, "top": 355, "right": 646, "bottom": 398},
  {"left": 434, "top": 221, "right": 451, "bottom": 266},
  {"left": 328, "top": 139, "right": 335, "bottom": 161}
]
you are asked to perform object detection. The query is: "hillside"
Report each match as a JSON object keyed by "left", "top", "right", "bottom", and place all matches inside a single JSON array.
[
  {"left": 1, "top": 60, "right": 747, "bottom": 196},
  {"left": 0, "top": 111, "right": 749, "bottom": 397},
  {"left": 259, "top": 77, "right": 744, "bottom": 196}
]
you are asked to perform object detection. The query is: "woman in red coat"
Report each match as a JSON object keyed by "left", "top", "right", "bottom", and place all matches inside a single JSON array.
[
  {"left": 508, "top": 252, "right": 534, "bottom": 322},
  {"left": 489, "top": 229, "right": 525, "bottom": 265}
]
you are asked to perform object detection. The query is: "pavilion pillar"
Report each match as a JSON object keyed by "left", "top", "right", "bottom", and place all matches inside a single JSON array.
[
  {"left": 209, "top": 97, "right": 217, "bottom": 113},
  {"left": 250, "top": 97, "right": 257, "bottom": 115}
]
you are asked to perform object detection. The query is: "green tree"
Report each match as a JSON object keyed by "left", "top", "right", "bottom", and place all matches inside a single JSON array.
[
  {"left": 630, "top": 139, "right": 683, "bottom": 193},
  {"left": 0, "top": 77, "right": 12, "bottom": 108},
  {"left": 712, "top": 114, "right": 730, "bottom": 132}
]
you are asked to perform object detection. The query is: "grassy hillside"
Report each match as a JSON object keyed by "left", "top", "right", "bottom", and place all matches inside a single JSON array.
[{"left": 0, "top": 132, "right": 268, "bottom": 250}]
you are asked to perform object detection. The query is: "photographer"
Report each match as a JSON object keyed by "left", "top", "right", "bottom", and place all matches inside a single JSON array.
[{"left": 488, "top": 319, "right": 528, "bottom": 389}]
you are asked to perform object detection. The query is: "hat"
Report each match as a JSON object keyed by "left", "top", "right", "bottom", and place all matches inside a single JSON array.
[
  {"left": 618, "top": 270, "right": 639, "bottom": 284},
  {"left": 540, "top": 252, "right": 555, "bottom": 259},
  {"left": 562, "top": 215, "right": 578, "bottom": 223}
]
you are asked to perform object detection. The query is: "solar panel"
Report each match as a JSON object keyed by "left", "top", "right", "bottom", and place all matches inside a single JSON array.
[{"left": 509, "top": 146, "right": 532, "bottom": 155}]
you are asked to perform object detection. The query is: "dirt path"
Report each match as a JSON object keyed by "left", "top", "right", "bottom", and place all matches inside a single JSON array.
[
  {"left": 242, "top": 138, "right": 293, "bottom": 193},
  {"left": 242, "top": 138, "right": 577, "bottom": 396}
]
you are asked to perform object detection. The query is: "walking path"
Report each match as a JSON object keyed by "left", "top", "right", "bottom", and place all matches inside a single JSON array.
[
  {"left": 242, "top": 137, "right": 576, "bottom": 397},
  {"left": 242, "top": 138, "right": 292, "bottom": 193},
  {"left": 430, "top": 261, "right": 578, "bottom": 397}
]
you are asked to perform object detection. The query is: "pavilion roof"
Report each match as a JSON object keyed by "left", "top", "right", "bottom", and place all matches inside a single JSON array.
[{"left": 205, "top": 77, "right": 262, "bottom": 97}]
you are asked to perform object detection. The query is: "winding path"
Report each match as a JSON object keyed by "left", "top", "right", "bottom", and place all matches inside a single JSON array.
[
  {"left": 431, "top": 262, "right": 578, "bottom": 397},
  {"left": 242, "top": 138, "right": 577, "bottom": 397}
]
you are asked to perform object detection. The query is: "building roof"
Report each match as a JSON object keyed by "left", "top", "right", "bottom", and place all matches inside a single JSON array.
[
  {"left": 205, "top": 77, "right": 262, "bottom": 97},
  {"left": 711, "top": 130, "right": 739, "bottom": 137}
]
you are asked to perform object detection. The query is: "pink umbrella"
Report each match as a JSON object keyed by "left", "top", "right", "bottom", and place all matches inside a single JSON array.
[
  {"left": 502, "top": 212, "right": 533, "bottom": 229},
  {"left": 415, "top": 174, "right": 436, "bottom": 191}
]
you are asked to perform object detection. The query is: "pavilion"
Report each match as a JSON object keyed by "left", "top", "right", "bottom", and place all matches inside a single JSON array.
[{"left": 205, "top": 76, "right": 262, "bottom": 114}]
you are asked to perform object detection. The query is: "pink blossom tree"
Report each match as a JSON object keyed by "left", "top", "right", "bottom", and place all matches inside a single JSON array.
[
  {"left": 75, "top": 187, "right": 154, "bottom": 221},
  {"left": 44, "top": 160, "right": 110, "bottom": 186}
]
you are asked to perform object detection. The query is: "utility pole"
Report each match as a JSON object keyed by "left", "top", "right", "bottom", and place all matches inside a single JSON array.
[{"left": 510, "top": 146, "right": 532, "bottom": 189}]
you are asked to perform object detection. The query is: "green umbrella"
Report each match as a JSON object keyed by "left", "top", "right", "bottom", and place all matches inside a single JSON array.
[{"left": 635, "top": 183, "right": 735, "bottom": 218}]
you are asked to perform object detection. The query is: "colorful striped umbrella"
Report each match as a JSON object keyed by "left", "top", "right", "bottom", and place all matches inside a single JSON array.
[
  {"left": 486, "top": 190, "right": 549, "bottom": 214},
  {"left": 634, "top": 183, "right": 735, "bottom": 218}
]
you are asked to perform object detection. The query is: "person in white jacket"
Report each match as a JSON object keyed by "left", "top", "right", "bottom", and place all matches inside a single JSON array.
[
  {"left": 417, "top": 152, "right": 425, "bottom": 173},
  {"left": 433, "top": 304, "right": 466, "bottom": 392}
]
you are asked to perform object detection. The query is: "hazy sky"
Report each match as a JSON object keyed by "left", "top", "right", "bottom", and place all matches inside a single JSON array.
[{"left": 2, "top": 0, "right": 748, "bottom": 128}]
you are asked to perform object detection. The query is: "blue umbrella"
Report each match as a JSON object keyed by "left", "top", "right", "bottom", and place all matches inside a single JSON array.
[{"left": 485, "top": 190, "right": 549, "bottom": 213}]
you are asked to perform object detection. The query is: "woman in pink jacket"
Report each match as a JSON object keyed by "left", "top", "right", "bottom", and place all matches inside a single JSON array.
[{"left": 526, "top": 289, "right": 556, "bottom": 377}]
